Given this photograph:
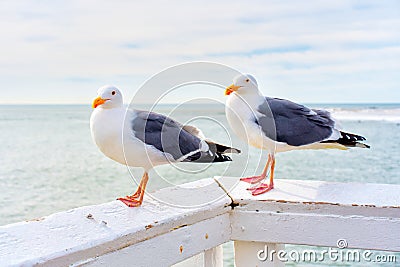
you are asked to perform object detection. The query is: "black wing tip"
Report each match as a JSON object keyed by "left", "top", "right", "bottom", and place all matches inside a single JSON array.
[
  {"left": 187, "top": 152, "right": 234, "bottom": 163},
  {"left": 340, "top": 131, "right": 367, "bottom": 142},
  {"left": 322, "top": 131, "right": 370, "bottom": 149},
  {"left": 208, "top": 142, "right": 241, "bottom": 154},
  {"left": 213, "top": 154, "right": 233, "bottom": 162},
  {"left": 356, "top": 142, "right": 370, "bottom": 149}
]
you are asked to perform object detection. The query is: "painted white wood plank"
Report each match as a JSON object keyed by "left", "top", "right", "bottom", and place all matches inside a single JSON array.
[
  {"left": 204, "top": 245, "right": 223, "bottom": 267},
  {"left": 216, "top": 177, "right": 400, "bottom": 208},
  {"left": 216, "top": 177, "right": 400, "bottom": 217},
  {"left": 83, "top": 214, "right": 231, "bottom": 267},
  {"left": 0, "top": 178, "right": 231, "bottom": 267},
  {"left": 231, "top": 210, "right": 400, "bottom": 252},
  {"left": 172, "top": 253, "right": 204, "bottom": 267},
  {"left": 217, "top": 177, "right": 400, "bottom": 252},
  {"left": 1, "top": 176, "right": 399, "bottom": 267}
]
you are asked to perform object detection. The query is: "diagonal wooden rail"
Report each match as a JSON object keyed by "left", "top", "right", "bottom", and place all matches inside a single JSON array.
[{"left": 1, "top": 177, "right": 399, "bottom": 266}]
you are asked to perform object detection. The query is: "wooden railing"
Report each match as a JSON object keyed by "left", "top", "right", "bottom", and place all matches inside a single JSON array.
[{"left": 0, "top": 177, "right": 399, "bottom": 266}]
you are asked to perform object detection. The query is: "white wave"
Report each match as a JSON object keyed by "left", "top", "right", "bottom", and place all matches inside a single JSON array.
[{"left": 326, "top": 108, "right": 400, "bottom": 123}]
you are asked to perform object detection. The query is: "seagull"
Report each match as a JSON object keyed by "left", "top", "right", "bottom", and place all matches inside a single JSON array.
[
  {"left": 90, "top": 85, "right": 240, "bottom": 207},
  {"left": 225, "top": 74, "right": 369, "bottom": 196}
]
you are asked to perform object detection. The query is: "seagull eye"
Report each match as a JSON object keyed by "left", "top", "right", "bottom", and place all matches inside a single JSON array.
[
  {"left": 245, "top": 79, "right": 250, "bottom": 82},
  {"left": 112, "top": 91, "right": 116, "bottom": 95}
]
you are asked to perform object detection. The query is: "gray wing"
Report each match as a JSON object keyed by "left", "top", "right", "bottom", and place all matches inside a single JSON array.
[
  {"left": 257, "top": 97, "right": 335, "bottom": 146},
  {"left": 131, "top": 111, "right": 240, "bottom": 162},
  {"left": 132, "top": 111, "right": 204, "bottom": 161}
]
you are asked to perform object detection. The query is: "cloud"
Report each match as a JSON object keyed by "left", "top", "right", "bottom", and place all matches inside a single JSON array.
[{"left": 0, "top": 0, "right": 399, "bottom": 103}]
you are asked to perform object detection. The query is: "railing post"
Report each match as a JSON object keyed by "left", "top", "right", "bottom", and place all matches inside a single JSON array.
[
  {"left": 204, "top": 245, "right": 223, "bottom": 267},
  {"left": 234, "top": 241, "right": 285, "bottom": 267}
]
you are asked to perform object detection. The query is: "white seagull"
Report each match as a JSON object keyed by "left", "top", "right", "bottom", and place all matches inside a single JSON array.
[
  {"left": 225, "top": 74, "right": 369, "bottom": 196},
  {"left": 90, "top": 85, "right": 240, "bottom": 207}
]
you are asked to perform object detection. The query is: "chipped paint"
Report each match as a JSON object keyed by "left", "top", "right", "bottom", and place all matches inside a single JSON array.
[
  {"left": 1, "top": 177, "right": 399, "bottom": 266},
  {"left": 171, "top": 224, "right": 188, "bottom": 231},
  {"left": 27, "top": 217, "right": 44, "bottom": 222},
  {"left": 382, "top": 205, "right": 400, "bottom": 209}
]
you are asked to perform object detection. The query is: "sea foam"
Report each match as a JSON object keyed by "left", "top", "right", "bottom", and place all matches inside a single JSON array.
[{"left": 327, "top": 108, "right": 400, "bottom": 123}]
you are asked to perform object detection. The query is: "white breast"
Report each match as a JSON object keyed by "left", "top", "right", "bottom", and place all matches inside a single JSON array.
[
  {"left": 90, "top": 107, "right": 126, "bottom": 164},
  {"left": 90, "top": 108, "right": 169, "bottom": 171}
]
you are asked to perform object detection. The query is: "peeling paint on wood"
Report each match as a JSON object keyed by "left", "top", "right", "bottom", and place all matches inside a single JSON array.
[
  {"left": 0, "top": 177, "right": 399, "bottom": 266},
  {"left": 0, "top": 178, "right": 230, "bottom": 267},
  {"left": 171, "top": 224, "right": 188, "bottom": 231}
]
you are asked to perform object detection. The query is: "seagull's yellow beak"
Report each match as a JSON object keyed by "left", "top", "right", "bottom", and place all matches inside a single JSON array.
[
  {"left": 225, "top": 84, "right": 241, "bottom": 95},
  {"left": 92, "top": 96, "right": 107, "bottom": 108}
]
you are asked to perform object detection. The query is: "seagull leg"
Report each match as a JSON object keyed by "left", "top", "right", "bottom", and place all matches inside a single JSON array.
[
  {"left": 118, "top": 172, "right": 149, "bottom": 207},
  {"left": 240, "top": 155, "right": 272, "bottom": 184},
  {"left": 249, "top": 155, "right": 275, "bottom": 196},
  {"left": 127, "top": 175, "right": 146, "bottom": 199}
]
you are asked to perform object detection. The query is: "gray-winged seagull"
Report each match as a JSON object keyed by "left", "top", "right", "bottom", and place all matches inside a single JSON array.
[
  {"left": 90, "top": 85, "right": 240, "bottom": 207},
  {"left": 225, "top": 74, "right": 369, "bottom": 196}
]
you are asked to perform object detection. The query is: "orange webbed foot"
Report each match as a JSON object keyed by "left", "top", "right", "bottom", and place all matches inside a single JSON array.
[
  {"left": 248, "top": 183, "right": 274, "bottom": 196},
  {"left": 117, "top": 196, "right": 143, "bottom": 207},
  {"left": 240, "top": 175, "right": 266, "bottom": 184}
]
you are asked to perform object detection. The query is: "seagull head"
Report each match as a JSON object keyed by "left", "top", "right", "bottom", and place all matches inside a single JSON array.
[
  {"left": 225, "top": 74, "right": 258, "bottom": 96},
  {"left": 92, "top": 85, "right": 123, "bottom": 109}
]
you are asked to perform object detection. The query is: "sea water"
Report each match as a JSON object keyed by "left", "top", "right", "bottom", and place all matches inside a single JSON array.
[{"left": 0, "top": 103, "right": 399, "bottom": 266}]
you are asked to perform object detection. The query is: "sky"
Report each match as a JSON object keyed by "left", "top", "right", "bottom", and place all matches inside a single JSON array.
[{"left": 0, "top": 0, "right": 399, "bottom": 104}]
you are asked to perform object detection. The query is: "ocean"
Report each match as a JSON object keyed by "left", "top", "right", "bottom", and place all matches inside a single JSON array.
[{"left": 1, "top": 103, "right": 399, "bottom": 266}]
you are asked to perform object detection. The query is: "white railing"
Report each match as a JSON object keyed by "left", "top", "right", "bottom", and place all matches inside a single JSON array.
[{"left": 0, "top": 177, "right": 399, "bottom": 266}]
